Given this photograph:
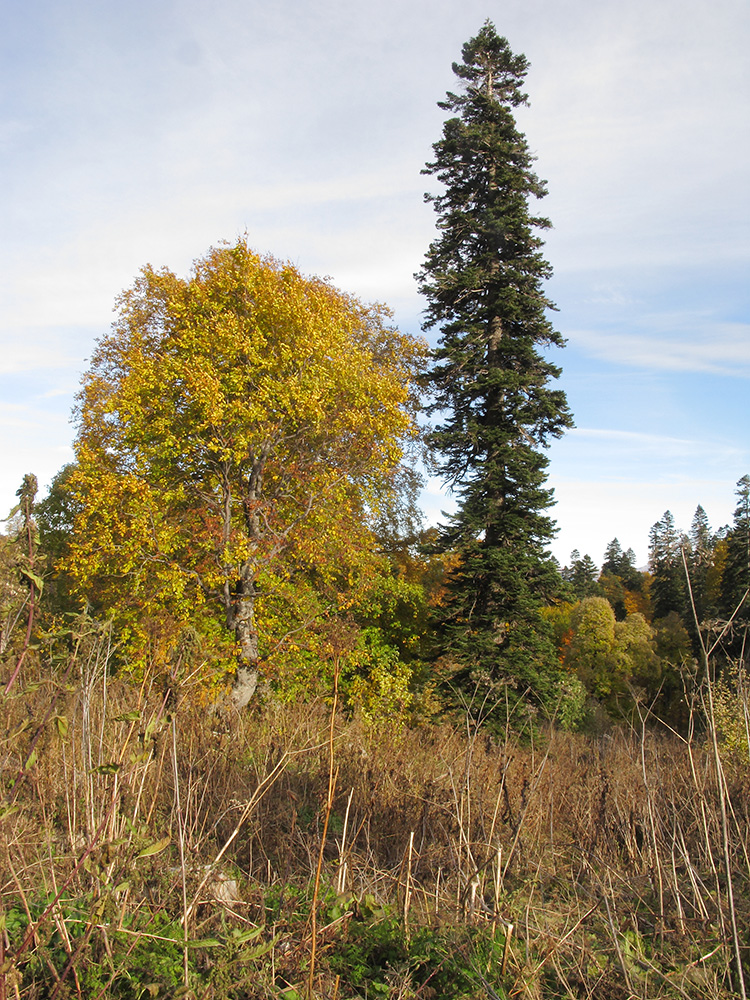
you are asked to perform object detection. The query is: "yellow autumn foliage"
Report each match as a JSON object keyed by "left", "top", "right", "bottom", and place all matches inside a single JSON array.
[{"left": 65, "top": 239, "right": 426, "bottom": 688}]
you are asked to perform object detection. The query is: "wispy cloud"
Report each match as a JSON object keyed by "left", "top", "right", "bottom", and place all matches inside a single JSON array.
[
  {"left": 553, "top": 427, "right": 746, "bottom": 470},
  {"left": 0, "top": 326, "right": 97, "bottom": 374},
  {"left": 567, "top": 428, "right": 696, "bottom": 451},
  {"left": 569, "top": 323, "right": 750, "bottom": 376}
]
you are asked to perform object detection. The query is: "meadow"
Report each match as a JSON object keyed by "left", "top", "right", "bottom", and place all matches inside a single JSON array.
[{"left": 1, "top": 622, "right": 748, "bottom": 999}]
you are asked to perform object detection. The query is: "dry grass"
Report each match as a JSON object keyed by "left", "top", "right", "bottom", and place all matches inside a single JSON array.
[{"left": 1, "top": 646, "right": 749, "bottom": 998}]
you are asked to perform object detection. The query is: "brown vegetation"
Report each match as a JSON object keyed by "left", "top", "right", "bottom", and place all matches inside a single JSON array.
[{"left": 1, "top": 632, "right": 748, "bottom": 999}]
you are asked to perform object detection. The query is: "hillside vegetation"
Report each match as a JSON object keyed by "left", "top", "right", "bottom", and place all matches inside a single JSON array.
[{"left": 2, "top": 21, "right": 750, "bottom": 997}]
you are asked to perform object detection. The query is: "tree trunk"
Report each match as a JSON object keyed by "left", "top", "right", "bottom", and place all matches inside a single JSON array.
[
  {"left": 218, "top": 460, "right": 264, "bottom": 710},
  {"left": 227, "top": 569, "right": 259, "bottom": 710}
]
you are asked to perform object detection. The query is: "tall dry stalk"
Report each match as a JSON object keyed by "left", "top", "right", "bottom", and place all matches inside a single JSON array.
[
  {"left": 402, "top": 830, "right": 415, "bottom": 938},
  {"left": 683, "top": 547, "right": 747, "bottom": 1000},
  {"left": 0, "top": 899, "right": 6, "bottom": 1000},
  {"left": 336, "top": 788, "right": 354, "bottom": 894},
  {"left": 183, "top": 748, "right": 294, "bottom": 925},
  {"left": 171, "top": 714, "right": 190, "bottom": 992},
  {"left": 3, "top": 475, "right": 39, "bottom": 697},
  {"left": 308, "top": 655, "right": 340, "bottom": 1000}
]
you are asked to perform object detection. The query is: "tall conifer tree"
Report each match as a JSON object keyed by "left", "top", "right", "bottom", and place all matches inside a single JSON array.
[
  {"left": 648, "top": 511, "right": 685, "bottom": 621},
  {"left": 720, "top": 475, "right": 750, "bottom": 621},
  {"left": 418, "top": 23, "right": 572, "bottom": 698}
]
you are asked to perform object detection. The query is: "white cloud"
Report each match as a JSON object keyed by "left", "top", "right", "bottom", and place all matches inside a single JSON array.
[
  {"left": 567, "top": 428, "right": 696, "bottom": 453},
  {"left": 569, "top": 324, "right": 750, "bottom": 375},
  {"left": 422, "top": 427, "right": 747, "bottom": 566},
  {"left": 549, "top": 427, "right": 748, "bottom": 480}
]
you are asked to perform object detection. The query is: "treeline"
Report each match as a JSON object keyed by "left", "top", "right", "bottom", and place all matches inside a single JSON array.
[
  {"left": 553, "top": 476, "right": 750, "bottom": 732},
  {"left": 2, "top": 467, "right": 748, "bottom": 736}
]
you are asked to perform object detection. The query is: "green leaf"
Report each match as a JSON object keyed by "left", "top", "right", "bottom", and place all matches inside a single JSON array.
[
  {"left": 240, "top": 940, "right": 275, "bottom": 961},
  {"left": 187, "top": 937, "right": 222, "bottom": 948},
  {"left": 136, "top": 835, "right": 171, "bottom": 858},
  {"left": 115, "top": 710, "right": 142, "bottom": 722},
  {"left": 240, "top": 932, "right": 279, "bottom": 962},
  {"left": 144, "top": 718, "right": 167, "bottom": 739},
  {"left": 54, "top": 715, "right": 69, "bottom": 738},
  {"left": 21, "top": 569, "right": 44, "bottom": 592},
  {"left": 231, "top": 926, "right": 263, "bottom": 945},
  {"left": 93, "top": 763, "right": 121, "bottom": 775}
]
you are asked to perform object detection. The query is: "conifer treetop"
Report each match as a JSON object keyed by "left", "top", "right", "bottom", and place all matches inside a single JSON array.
[{"left": 448, "top": 20, "right": 530, "bottom": 107}]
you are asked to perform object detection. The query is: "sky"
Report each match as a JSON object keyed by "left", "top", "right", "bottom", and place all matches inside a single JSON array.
[{"left": 1, "top": 0, "right": 748, "bottom": 567}]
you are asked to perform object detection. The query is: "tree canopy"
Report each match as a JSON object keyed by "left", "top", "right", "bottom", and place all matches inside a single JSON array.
[{"left": 64, "top": 239, "right": 425, "bottom": 704}]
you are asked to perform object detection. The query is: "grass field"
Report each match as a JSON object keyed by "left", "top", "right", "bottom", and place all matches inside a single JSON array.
[{"left": 1, "top": 635, "right": 748, "bottom": 999}]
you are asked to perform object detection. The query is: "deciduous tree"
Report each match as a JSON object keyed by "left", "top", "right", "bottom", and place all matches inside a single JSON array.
[
  {"left": 564, "top": 596, "right": 656, "bottom": 702},
  {"left": 65, "top": 239, "right": 425, "bottom": 705}
]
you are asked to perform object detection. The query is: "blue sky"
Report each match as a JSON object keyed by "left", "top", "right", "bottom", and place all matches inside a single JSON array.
[{"left": 1, "top": 0, "right": 748, "bottom": 566}]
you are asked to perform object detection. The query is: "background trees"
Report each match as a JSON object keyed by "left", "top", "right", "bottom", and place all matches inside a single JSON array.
[
  {"left": 547, "top": 483, "right": 749, "bottom": 727},
  {"left": 648, "top": 511, "right": 685, "bottom": 621},
  {"left": 0, "top": 476, "right": 42, "bottom": 684},
  {"left": 596, "top": 538, "right": 646, "bottom": 619},
  {"left": 418, "top": 22, "right": 572, "bottom": 703},
  {"left": 720, "top": 475, "right": 750, "bottom": 620},
  {"left": 562, "top": 596, "right": 656, "bottom": 702},
  {"left": 64, "top": 240, "right": 425, "bottom": 705},
  {"left": 562, "top": 550, "right": 601, "bottom": 599}
]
